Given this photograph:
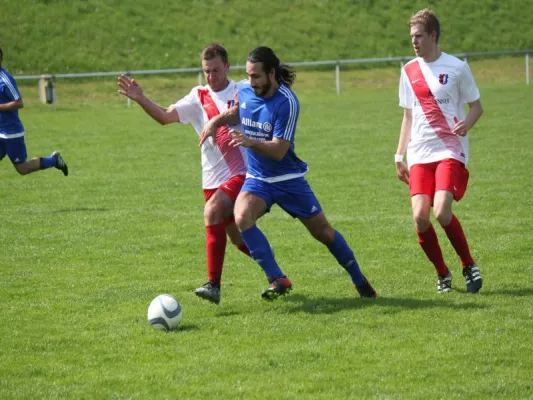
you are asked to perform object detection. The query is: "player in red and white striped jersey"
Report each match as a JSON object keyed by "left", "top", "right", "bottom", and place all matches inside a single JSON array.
[
  {"left": 395, "top": 9, "right": 484, "bottom": 293},
  {"left": 118, "top": 44, "right": 250, "bottom": 304}
]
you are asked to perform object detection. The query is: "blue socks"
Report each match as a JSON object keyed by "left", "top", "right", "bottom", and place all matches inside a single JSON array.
[
  {"left": 241, "top": 224, "right": 284, "bottom": 280},
  {"left": 327, "top": 230, "right": 365, "bottom": 286},
  {"left": 241, "top": 225, "right": 365, "bottom": 286},
  {"left": 40, "top": 155, "right": 56, "bottom": 169}
]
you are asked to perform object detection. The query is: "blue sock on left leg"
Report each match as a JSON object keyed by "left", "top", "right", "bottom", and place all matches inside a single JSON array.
[
  {"left": 327, "top": 230, "right": 365, "bottom": 286},
  {"left": 40, "top": 156, "right": 55, "bottom": 169},
  {"left": 241, "top": 224, "right": 285, "bottom": 281}
]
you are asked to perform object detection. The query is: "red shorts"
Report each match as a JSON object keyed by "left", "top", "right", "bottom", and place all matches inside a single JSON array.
[
  {"left": 409, "top": 158, "right": 469, "bottom": 202},
  {"left": 203, "top": 174, "right": 245, "bottom": 203}
]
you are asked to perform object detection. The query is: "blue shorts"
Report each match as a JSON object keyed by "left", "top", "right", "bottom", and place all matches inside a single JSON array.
[
  {"left": 241, "top": 177, "right": 323, "bottom": 219},
  {"left": 0, "top": 136, "right": 27, "bottom": 164}
]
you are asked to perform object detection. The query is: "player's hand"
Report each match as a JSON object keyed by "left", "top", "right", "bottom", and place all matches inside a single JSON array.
[
  {"left": 199, "top": 120, "right": 218, "bottom": 146},
  {"left": 452, "top": 116, "right": 468, "bottom": 136},
  {"left": 117, "top": 74, "right": 143, "bottom": 101},
  {"left": 229, "top": 129, "right": 252, "bottom": 148},
  {"left": 396, "top": 161, "right": 409, "bottom": 185}
]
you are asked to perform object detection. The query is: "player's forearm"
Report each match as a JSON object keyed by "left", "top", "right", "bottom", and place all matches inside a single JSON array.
[
  {"left": 396, "top": 117, "right": 412, "bottom": 156},
  {"left": 464, "top": 100, "right": 483, "bottom": 131},
  {"left": 0, "top": 99, "right": 23, "bottom": 111},
  {"left": 249, "top": 140, "right": 289, "bottom": 161},
  {"left": 211, "top": 105, "right": 240, "bottom": 128},
  {"left": 135, "top": 96, "right": 174, "bottom": 125}
]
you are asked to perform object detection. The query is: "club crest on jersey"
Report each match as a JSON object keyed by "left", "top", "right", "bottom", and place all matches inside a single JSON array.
[{"left": 439, "top": 73, "right": 449, "bottom": 85}]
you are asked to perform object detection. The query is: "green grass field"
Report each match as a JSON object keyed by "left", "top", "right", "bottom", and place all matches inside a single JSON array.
[{"left": 1, "top": 59, "right": 532, "bottom": 399}]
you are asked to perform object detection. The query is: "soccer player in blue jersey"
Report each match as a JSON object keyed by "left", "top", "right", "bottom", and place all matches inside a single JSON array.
[
  {"left": 200, "top": 46, "right": 377, "bottom": 300},
  {"left": 0, "top": 47, "right": 68, "bottom": 176}
]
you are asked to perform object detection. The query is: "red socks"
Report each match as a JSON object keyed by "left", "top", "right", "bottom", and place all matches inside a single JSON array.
[
  {"left": 417, "top": 224, "right": 449, "bottom": 275},
  {"left": 206, "top": 223, "right": 227, "bottom": 286},
  {"left": 443, "top": 215, "right": 475, "bottom": 267},
  {"left": 205, "top": 223, "right": 251, "bottom": 286}
]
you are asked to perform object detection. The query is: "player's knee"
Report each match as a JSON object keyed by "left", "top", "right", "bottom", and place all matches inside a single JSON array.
[
  {"left": 310, "top": 224, "right": 334, "bottom": 244},
  {"left": 234, "top": 213, "right": 247, "bottom": 230},
  {"left": 413, "top": 213, "right": 430, "bottom": 232},
  {"left": 234, "top": 211, "right": 253, "bottom": 231},
  {"left": 204, "top": 203, "right": 224, "bottom": 224},
  {"left": 434, "top": 208, "right": 452, "bottom": 226},
  {"left": 14, "top": 164, "right": 29, "bottom": 175}
]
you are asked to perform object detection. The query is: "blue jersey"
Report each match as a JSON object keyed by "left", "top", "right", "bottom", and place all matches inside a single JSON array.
[
  {"left": 0, "top": 68, "right": 24, "bottom": 136},
  {"left": 238, "top": 81, "right": 308, "bottom": 182}
]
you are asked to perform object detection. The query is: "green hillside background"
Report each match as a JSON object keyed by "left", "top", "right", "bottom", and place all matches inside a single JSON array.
[{"left": 2, "top": 0, "right": 533, "bottom": 75}]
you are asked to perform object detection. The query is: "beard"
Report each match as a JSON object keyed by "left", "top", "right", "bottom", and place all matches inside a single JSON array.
[{"left": 252, "top": 76, "right": 273, "bottom": 97}]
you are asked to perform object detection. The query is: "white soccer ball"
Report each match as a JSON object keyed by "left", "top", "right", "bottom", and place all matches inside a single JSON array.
[{"left": 147, "top": 294, "right": 182, "bottom": 331}]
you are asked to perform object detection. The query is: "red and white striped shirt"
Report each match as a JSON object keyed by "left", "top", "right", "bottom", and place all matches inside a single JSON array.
[
  {"left": 171, "top": 81, "right": 247, "bottom": 189},
  {"left": 399, "top": 53, "right": 480, "bottom": 167}
]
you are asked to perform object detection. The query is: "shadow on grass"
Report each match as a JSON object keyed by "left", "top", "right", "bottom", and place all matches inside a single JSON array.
[
  {"left": 170, "top": 324, "right": 200, "bottom": 333},
  {"left": 283, "top": 294, "right": 489, "bottom": 315},
  {"left": 215, "top": 310, "right": 240, "bottom": 318}
]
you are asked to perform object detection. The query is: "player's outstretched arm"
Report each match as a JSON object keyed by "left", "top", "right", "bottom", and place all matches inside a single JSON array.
[
  {"left": 117, "top": 74, "right": 178, "bottom": 125},
  {"left": 395, "top": 108, "right": 412, "bottom": 185},
  {"left": 199, "top": 105, "right": 240, "bottom": 146}
]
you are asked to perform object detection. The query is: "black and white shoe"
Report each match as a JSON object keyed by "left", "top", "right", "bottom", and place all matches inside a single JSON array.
[
  {"left": 52, "top": 151, "right": 69, "bottom": 176},
  {"left": 437, "top": 272, "right": 453, "bottom": 293},
  {"left": 463, "top": 264, "right": 482, "bottom": 293}
]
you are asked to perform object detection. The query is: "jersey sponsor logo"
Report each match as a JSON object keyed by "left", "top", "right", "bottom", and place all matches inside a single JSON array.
[
  {"left": 263, "top": 122, "right": 272, "bottom": 133},
  {"left": 414, "top": 97, "right": 450, "bottom": 106},
  {"left": 439, "top": 73, "right": 449, "bottom": 85},
  {"left": 241, "top": 117, "right": 263, "bottom": 130}
]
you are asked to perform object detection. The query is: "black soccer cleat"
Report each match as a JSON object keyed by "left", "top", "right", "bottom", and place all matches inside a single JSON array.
[
  {"left": 355, "top": 278, "right": 378, "bottom": 298},
  {"left": 463, "top": 263, "right": 483, "bottom": 293},
  {"left": 194, "top": 281, "right": 221, "bottom": 305},
  {"left": 52, "top": 151, "right": 69, "bottom": 176},
  {"left": 261, "top": 277, "right": 292, "bottom": 301}
]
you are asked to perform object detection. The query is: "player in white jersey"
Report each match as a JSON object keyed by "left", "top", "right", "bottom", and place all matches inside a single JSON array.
[
  {"left": 118, "top": 43, "right": 250, "bottom": 305},
  {"left": 395, "top": 9, "right": 484, "bottom": 293}
]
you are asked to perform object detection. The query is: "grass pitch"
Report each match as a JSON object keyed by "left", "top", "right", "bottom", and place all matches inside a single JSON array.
[{"left": 1, "top": 59, "right": 532, "bottom": 399}]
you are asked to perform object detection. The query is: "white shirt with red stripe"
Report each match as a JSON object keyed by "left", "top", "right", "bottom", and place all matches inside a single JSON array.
[
  {"left": 399, "top": 52, "right": 480, "bottom": 167},
  {"left": 171, "top": 80, "right": 247, "bottom": 189}
]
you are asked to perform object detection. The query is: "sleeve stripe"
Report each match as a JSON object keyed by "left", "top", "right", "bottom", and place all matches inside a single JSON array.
[
  {"left": 0, "top": 71, "right": 21, "bottom": 100},
  {"left": 279, "top": 86, "right": 298, "bottom": 141}
]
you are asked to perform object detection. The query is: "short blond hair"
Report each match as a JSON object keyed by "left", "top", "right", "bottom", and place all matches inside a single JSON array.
[{"left": 409, "top": 8, "right": 440, "bottom": 42}]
